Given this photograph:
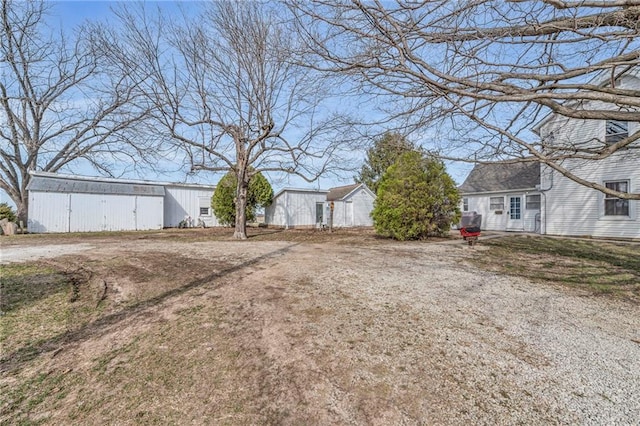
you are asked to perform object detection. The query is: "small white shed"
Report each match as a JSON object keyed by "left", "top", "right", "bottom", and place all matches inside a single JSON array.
[
  {"left": 264, "top": 183, "right": 376, "bottom": 228},
  {"left": 264, "top": 188, "right": 329, "bottom": 228},
  {"left": 326, "top": 184, "right": 376, "bottom": 227},
  {"left": 27, "top": 172, "right": 165, "bottom": 233}
]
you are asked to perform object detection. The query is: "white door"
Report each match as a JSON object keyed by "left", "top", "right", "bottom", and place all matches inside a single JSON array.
[
  {"left": 69, "top": 194, "right": 106, "bottom": 232},
  {"left": 70, "top": 194, "right": 136, "bottom": 232},
  {"left": 135, "top": 196, "right": 164, "bottom": 230},
  {"left": 28, "top": 192, "right": 71, "bottom": 233},
  {"left": 345, "top": 201, "right": 354, "bottom": 227},
  {"left": 507, "top": 196, "right": 523, "bottom": 231}
]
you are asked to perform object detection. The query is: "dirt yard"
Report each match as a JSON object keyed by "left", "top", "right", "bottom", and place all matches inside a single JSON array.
[{"left": 1, "top": 229, "right": 639, "bottom": 424}]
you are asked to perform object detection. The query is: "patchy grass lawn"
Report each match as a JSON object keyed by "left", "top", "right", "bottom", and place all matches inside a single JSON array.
[
  {"left": 1, "top": 255, "right": 245, "bottom": 424},
  {"left": 473, "top": 235, "right": 640, "bottom": 302},
  {"left": 1, "top": 231, "right": 639, "bottom": 424}
]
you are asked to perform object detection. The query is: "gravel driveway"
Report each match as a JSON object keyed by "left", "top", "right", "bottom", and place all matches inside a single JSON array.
[
  {"left": 2, "top": 234, "right": 639, "bottom": 424},
  {"left": 196, "top": 239, "right": 640, "bottom": 424},
  {"left": 0, "top": 243, "right": 94, "bottom": 264}
]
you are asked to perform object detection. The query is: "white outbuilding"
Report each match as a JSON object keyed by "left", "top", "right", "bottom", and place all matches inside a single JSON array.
[
  {"left": 27, "top": 172, "right": 218, "bottom": 233},
  {"left": 326, "top": 184, "right": 376, "bottom": 228},
  {"left": 264, "top": 188, "right": 329, "bottom": 228},
  {"left": 264, "top": 183, "right": 376, "bottom": 228}
]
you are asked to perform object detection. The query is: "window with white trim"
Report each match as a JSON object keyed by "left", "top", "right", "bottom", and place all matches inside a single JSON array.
[
  {"left": 604, "top": 181, "right": 629, "bottom": 216},
  {"left": 605, "top": 120, "right": 628, "bottom": 144},
  {"left": 463, "top": 198, "right": 469, "bottom": 212},
  {"left": 489, "top": 197, "right": 503, "bottom": 210},
  {"left": 198, "top": 197, "right": 211, "bottom": 216},
  {"left": 526, "top": 194, "right": 541, "bottom": 210}
]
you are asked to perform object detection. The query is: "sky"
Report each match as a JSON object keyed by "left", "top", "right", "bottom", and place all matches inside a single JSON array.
[{"left": 0, "top": 1, "right": 474, "bottom": 209}]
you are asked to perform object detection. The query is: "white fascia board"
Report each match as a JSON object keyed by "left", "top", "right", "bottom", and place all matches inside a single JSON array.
[
  {"left": 460, "top": 187, "right": 539, "bottom": 196},
  {"left": 272, "top": 187, "right": 329, "bottom": 199}
]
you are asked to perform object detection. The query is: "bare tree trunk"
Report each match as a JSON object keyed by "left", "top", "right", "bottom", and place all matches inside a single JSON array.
[
  {"left": 233, "top": 165, "right": 249, "bottom": 240},
  {"left": 16, "top": 193, "right": 28, "bottom": 226}
]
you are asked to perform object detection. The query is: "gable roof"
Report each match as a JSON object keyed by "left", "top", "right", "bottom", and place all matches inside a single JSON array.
[
  {"left": 327, "top": 183, "right": 373, "bottom": 201},
  {"left": 458, "top": 162, "right": 540, "bottom": 194}
]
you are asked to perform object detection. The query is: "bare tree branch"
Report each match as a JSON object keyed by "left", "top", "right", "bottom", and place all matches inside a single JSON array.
[
  {"left": 0, "top": 0, "right": 153, "bottom": 222},
  {"left": 289, "top": 0, "right": 640, "bottom": 199},
  {"left": 98, "top": 1, "right": 353, "bottom": 239}
]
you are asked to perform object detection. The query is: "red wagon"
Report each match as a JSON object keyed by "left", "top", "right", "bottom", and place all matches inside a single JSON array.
[
  {"left": 459, "top": 212, "right": 482, "bottom": 246},
  {"left": 459, "top": 226, "right": 481, "bottom": 246}
]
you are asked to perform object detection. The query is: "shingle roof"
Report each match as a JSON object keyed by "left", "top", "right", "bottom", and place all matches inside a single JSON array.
[
  {"left": 27, "top": 175, "right": 166, "bottom": 196},
  {"left": 326, "top": 184, "right": 362, "bottom": 201},
  {"left": 458, "top": 162, "right": 540, "bottom": 193}
]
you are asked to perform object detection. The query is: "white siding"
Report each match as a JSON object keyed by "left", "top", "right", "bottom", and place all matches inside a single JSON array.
[
  {"left": 541, "top": 154, "right": 640, "bottom": 238},
  {"left": 329, "top": 187, "right": 375, "bottom": 228},
  {"left": 136, "top": 196, "right": 164, "bottom": 230},
  {"left": 349, "top": 187, "right": 375, "bottom": 226},
  {"left": 538, "top": 75, "right": 640, "bottom": 239},
  {"left": 265, "top": 190, "right": 328, "bottom": 227},
  {"left": 28, "top": 192, "right": 70, "bottom": 233},
  {"left": 29, "top": 192, "right": 164, "bottom": 233},
  {"left": 330, "top": 201, "right": 348, "bottom": 227},
  {"left": 164, "top": 185, "right": 219, "bottom": 227},
  {"left": 463, "top": 191, "right": 541, "bottom": 232}
]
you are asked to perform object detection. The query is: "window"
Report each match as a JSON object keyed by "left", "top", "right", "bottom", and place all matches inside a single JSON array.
[
  {"left": 315, "top": 202, "right": 324, "bottom": 223},
  {"left": 509, "top": 197, "right": 521, "bottom": 220},
  {"left": 198, "top": 197, "right": 211, "bottom": 216},
  {"left": 604, "top": 181, "right": 629, "bottom": 216},
  {"left": 605, "top": 120, "right": 628, "bottom": 144},
  {"left": 526, "top": 194, "right": 541, "bottom": 210},
  {"left": 463, "top": 198, "right": 469, "bottom": 212},
  {"left": 489, "top": 197, "right": 504, "bottom": 210}
]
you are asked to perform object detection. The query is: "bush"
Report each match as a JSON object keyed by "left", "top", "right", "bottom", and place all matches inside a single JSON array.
[
  {"left": 211, "top": 171, "right": 273, "bottom": 226},
  {"left": 372, "top": 151, "right": 460, "bottom": 240},
  {"left": 0, "top": 202, "right": 17, "bottom": 223}
]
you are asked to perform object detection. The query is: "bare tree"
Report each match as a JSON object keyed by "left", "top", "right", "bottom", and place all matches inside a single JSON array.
[
  {"left": 0, "top": 0, "right": 152, "bottom": 223},
  {"left": 99, "top": 2, "right": 350, "bottom": 239},
  {"left": 289, "top": 0, "right": 640, "bottom": 200}
]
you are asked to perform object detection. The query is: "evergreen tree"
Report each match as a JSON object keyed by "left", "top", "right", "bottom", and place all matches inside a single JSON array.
[
  {"left": 356, "top": 132, "right": 415, "bottom": 194},
  {"left": 372, "top": 151, "right": 460, "bottom": 240},
  {"left": 0, "top": 203, "right": 17, "bottom": 223}
]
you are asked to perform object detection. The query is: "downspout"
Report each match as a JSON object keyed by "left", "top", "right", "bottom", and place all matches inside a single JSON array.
[{"left": 536, "top": 169, "right": 554, "bottom": 235}]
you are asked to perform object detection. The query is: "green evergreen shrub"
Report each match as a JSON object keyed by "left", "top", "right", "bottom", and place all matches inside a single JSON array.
[
  {"left": 0, "top": 202, "right": 17, "bottom": 223},
  {"left": 372, "top": 151, "right": 460, "bottom": 240}
]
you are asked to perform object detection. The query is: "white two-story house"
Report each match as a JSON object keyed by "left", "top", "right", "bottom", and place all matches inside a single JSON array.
[{"left": 532, "top": 71, "right": 639, "bottom": 239}]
